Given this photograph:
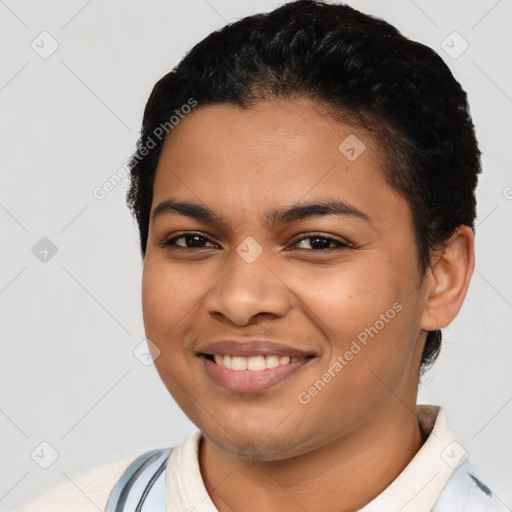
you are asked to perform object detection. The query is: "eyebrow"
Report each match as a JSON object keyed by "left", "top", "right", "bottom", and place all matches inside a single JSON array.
[{"left": 151, "top": 198, "right": 370, "bottom": 228}]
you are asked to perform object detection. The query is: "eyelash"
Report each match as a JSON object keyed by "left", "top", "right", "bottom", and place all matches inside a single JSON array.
[{"left": 158, "top": 232, "right": 350, "bottom": 251}]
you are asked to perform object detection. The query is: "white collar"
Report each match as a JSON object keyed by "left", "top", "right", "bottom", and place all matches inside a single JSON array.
[{"left": 360, "top": 404, "right": 465, "bottom": 511}]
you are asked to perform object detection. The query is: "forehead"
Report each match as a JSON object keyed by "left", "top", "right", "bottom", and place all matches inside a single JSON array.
[{"left": 151, "top": 98, "right": 407, "bottom": 230}]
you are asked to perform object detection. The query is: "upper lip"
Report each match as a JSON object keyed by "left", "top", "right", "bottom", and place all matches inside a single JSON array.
[{"left": 198, "top": 340, "right": 316, "bottom": 358}]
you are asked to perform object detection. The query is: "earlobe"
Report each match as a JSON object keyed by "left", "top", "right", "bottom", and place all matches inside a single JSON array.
[{"left": 420, "top": 226, "right": 475, "bottom": 331}]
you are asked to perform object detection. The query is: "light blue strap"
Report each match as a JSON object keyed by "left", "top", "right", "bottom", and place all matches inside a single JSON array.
[{"left": 105, "top": 447, "right": 172, "bottom": 512}]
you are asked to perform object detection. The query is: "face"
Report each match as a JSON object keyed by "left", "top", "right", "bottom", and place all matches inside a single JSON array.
[{"left": 142, "top": 97, "right": 428, "bottom": 460}]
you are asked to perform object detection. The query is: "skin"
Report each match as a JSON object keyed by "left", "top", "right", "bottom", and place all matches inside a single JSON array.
[{"left": 141, "top": 97, "right": 474, "bottom": 512}]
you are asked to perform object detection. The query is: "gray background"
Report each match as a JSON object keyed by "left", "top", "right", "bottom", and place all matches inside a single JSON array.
[{"left": 1, "top": 0, "right": 511, "bottom": 510}]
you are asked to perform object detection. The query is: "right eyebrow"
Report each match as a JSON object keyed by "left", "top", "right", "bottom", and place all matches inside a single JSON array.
[{"left": 152, "top": 199, "right": 223, "bottom": 223}]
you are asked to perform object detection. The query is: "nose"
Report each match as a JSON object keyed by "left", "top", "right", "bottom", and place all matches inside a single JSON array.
[{"left": 204, "top": 246, "right": 292, "bottom": 326}]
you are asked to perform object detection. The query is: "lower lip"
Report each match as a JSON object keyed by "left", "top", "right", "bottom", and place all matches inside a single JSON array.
[{"left": 200, "top": 356, "right": 313, "bottom": 393}]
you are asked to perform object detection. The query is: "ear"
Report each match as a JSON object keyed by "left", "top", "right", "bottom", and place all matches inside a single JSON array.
[{"left": 420, "top": 226, "right": 475, "bottom": 331}]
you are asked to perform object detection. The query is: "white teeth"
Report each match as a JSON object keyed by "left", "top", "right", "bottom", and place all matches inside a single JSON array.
[
  {"left": 265, "top": 355, "right": 280, "bottom": 368},
  {"left": 247, "top": 355, "right": 266, "bottom": 371},
  {"left": 231, "top": 356, "right": 247, "bottom": 370},
  {"left": 211, "top": 354, "right": 304, "bottom": 370}
]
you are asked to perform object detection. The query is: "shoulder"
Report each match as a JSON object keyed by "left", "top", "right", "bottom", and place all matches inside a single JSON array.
[
  {"left": 17, "top": 451, "right": 146, "bottom": 512},
  {"left": 435, "top": 459, "right": 511, "bottom": 511}
]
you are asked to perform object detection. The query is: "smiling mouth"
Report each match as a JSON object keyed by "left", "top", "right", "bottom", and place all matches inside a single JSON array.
[
  {"left": 199, "top": 353, "right": 316, "bottom": 393},
  {"left": 202, "top": 353, "right": 313, "bottom": 371}
]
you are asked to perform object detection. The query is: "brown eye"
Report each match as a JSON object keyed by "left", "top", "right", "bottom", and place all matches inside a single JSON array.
[
  {"left": 294, "top": 234, "right": 349, "bottom": 250},
  {"left": 160, "top": 232, "right": 217, "bottom": 249}
]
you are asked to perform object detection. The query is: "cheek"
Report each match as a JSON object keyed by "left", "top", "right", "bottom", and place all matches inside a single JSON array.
[
  {"left": 141, "top": 263, "right": 171, "bottom": 335},
  {"left": 141, "top": 259, "right": 199, "bottom": 402},
  {"left": 303, "top": 261, "right": 402, "bottom": 338},
  {"left": 141, "top": 258, "right": 200, "bottom": 333},
  {"left": 141, "top": 260, "right": 198, "bottom": 367},
  {"left": 309, "top": 260, "right": 418, "bottom": 378}
]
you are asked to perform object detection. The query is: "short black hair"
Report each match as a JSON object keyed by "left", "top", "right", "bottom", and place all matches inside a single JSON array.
[{"left": 126, "top": 0, "right": 481, "bottom": 371}]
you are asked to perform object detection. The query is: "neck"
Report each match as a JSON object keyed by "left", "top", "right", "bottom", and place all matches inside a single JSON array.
[{"left": 199, "top": 403, "right": 426, "bottom": 512}]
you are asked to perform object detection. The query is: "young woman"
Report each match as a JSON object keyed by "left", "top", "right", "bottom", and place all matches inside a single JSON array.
[{"left": 18, "top": 1, "right": 508, "bottom": 510}]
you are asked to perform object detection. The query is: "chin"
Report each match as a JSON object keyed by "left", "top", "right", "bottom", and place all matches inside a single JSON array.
[{"left": 200, "top": 420, "right": 315, "bottom": 462}]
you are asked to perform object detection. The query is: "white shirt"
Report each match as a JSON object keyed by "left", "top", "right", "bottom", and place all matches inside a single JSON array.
[{"left": 17, "top": 405, "right": 509, "bottom": 511}]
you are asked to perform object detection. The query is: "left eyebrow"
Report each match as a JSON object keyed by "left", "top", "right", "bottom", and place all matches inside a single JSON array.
[
  {"left": 263, "top": 199, "right": 370, "bottom": 228},
  {"left": 151, "top": 198, "right": 370, "bottom": 228}
]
